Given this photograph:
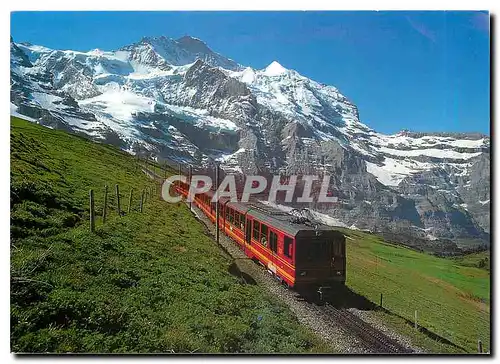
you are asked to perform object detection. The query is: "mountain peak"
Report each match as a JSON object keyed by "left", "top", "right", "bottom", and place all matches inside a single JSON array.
[
  {"left": 263, "top": 61, "right": 287, "bottom": 76},
  {"left": 176, "top": 35, "right": 211, "bottom": 53},
  {"left": 122, "top": 34, "right": 241, "bottom": 71}
]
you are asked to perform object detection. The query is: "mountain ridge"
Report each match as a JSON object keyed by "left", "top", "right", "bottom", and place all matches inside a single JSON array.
[{"left": 10, "top": 35, "right": 490, "bottom": 252}]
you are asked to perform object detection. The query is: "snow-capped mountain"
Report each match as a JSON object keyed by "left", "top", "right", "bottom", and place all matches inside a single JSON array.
[{"left": 10, "top": 35, "right": 490, "bottom": 253}]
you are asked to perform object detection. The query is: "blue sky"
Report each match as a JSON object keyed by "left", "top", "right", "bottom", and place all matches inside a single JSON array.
[{"left": 11, "top": 11, "right": 490, "bottom": 135}]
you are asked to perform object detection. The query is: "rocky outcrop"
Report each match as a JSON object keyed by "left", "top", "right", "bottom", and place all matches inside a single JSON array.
[{"left": 10, "top": 35, "right": 490, "bottom": 251}]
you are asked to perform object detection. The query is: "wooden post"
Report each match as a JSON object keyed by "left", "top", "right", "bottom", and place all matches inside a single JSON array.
[
  {"left": 102, "top": 185, "right": 108, "bottom": 223},
  {"left": 128, "top": 188, "right": 133, "bottom": 213},
  {"left": 89, "top": 189, "right": 95, "bottom": 232},
  {"left": 215, "top": 163, "right": 220, "bottom": 245},
  {"left": 164, "top": 164, "right": 167, "bottom": 179},
  {"left": 380, "top": 293, "right": 383, "bottom": 308},
  {"left": 140, "top": 190, "right": 145, "bottom": 212},
  {"left": 414, "top": 310, "right": 418, "bottom": 330},
  {"left": 478, "top": 340, "right": 483, "bottom": 353},
  {"left": 115, "top": 184, "right": 121, "bottom": 217},
  {"left": 189, "top": 164, "right": 193, "bottom": 211},
  {"left": 178, "top": 163, "right": 182, "bottom": 190}
]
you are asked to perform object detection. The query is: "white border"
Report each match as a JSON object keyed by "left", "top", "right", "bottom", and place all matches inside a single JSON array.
[{"left": 3, "top": 1, "right": 496, "bottom": 363}]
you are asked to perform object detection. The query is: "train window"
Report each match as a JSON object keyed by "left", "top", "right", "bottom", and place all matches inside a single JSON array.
[
  {"left": 228, "top": 208, "right": 234, "bottom": 223},
  {"left": 269, "top": 231, "right": 278, "bottom": 253},
  {"left": 253, "top": 220, "right": 260, "bottom": 241},
  {"left": 234, "top": 212, "right": 240, "bottom": 227},
  {"left": 260, "top": 224, "right": 268, "bottom": 246},
  {"left": 284, "top": 236, "right": 293, "bottom": 259}
]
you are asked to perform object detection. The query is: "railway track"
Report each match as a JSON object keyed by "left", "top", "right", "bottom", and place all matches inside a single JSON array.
[
  {"left": 143, "top": 167, "right": 415, "bottom": 354},
  {"left": 315, "top": 303, "right": 413, "bottom": 353}
]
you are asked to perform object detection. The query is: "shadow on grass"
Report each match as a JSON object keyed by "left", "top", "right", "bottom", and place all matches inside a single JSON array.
[
  {"left": 327, "top": 284, "right": 378, "bottom": 310},
  {"left": 376, "top": 306, "right": 469, "bottom": 353},
  {"left": 228, "top": 261, "right": 257, "bottom": 285},
  {"left": 314, "top": 284, "right": 469, "bottom": 353}
]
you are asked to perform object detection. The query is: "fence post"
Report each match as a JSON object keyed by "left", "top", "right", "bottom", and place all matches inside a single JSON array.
[
  {"left": 380, "top": 293, "right": 383, "bottom": 309},
  {"left": 128, "top": 188, "right": 133, "bottom": 213},
  {"left": 189, "top": 164, "right": 193, "bottom": 211},
  {"left": 115, "top": 184, "right": 121, "bottom": 217},
  {"left": 102, "top": 185, "right": 108, "bottom": 223},
  {"left": 215, "top": 163, "right": 220, "bottom": 245},
  {"left": 414, "top": 310, "right": 418, "bottom": 330},
  {"left": 140, "top": 190, "right": 145, "bottom": 212},
  {"left": 478, "top": 340, "right": 483, "bottom": 353},
  {"left": 89, "top": 189, "right": 95, "bottom": 232},
  {"left": 178, "top": 163, "right": 182, "bottom": 190}
]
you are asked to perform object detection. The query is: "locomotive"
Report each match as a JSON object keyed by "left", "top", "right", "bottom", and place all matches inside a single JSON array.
[{"left": 173, "top": 179, "right": 346, "bottom": 298}]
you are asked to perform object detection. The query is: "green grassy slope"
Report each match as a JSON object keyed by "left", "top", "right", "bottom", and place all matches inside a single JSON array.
[
  {"left": 453, "top": 251, "right": 490, "bottom": 271},
  {"left": 340, "top": 228, "right": 490, "bottom": 353},
  {"left": 10, "top": 116, "right": 329, "bottom": 353}
]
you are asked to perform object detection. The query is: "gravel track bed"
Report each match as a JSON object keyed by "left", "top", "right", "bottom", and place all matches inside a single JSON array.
[
  {"left": 188, "top": 203, "right": 369, "bottom": 353},
  {"left": 145, "top": 168, "right": 421, "bottom": 354},
  {"left": 347, "top": 308, "right": 425, "bottom": 353}
]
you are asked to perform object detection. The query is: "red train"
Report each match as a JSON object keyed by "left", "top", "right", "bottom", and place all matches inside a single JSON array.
[{"left": 174, "top": 179, "right": 346, "bottom": 297}]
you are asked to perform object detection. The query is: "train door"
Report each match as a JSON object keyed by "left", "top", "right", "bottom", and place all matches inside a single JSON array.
[
  {"left": 331, "top": 237, "right": 346, "bottom": 283},
  {"left": 269, "top": 229, "right": 278, "bottom": 273},
  {"left": 282, "top": 235, "right": 294, "bottom": 267},
  {"left": 245, "top": 216, "right": 252, "bottom": 244},
  {"left": 253, "top": 221, "right": 274, "bottom": 273},
  {"left": 245, "top": 215, "right": 252, "bottom": 256}
]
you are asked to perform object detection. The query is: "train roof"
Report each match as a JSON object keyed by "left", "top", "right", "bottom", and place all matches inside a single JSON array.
[
  {"left": 196, "top": 190, "right": 342, "bottom": 238},
  {"left": 226, "top": 201, "right": 251, "bottom": 214},
  {"left": 244, "top": 202, "right": 341, "bottom": 237}
]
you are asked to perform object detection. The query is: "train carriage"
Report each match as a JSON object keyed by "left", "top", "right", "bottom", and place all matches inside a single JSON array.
[
  {"left": 244, "top": 207, "right": 346, "bottom": 293},
  {"left": 173, "top": 177, "right": 346, "bottom": 297}
]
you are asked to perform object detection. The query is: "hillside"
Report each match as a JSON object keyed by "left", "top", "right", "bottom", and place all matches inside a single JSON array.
[
  {"left": 342, "top": 228, "right": 490, "bottom": 353},
  {"left": 10, "top": 116, "right": 328, "bottom": 353}
]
